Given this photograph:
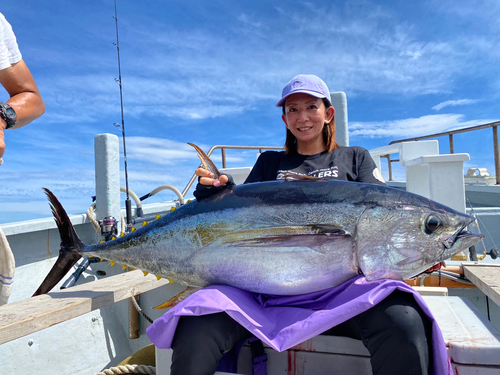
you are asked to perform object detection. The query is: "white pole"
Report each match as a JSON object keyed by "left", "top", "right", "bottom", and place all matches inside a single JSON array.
[
  {"left": 330, "top": 91, "right": 349, "bottom": 147},
  {"left": 94, "top": 133, "right": 122, "bottom": 234}
]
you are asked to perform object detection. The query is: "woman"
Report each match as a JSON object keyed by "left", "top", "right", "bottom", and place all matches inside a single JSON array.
[
  {"left": 195, "top": 74, "right": 384, "bottom": 193},
  {"left": 171, "top": 75, "right": 433, "bottom": 375}
]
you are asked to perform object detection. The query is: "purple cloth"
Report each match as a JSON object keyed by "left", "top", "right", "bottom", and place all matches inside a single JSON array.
[{"left": 147, "top": 276, "right": 452, "bottom": 375}]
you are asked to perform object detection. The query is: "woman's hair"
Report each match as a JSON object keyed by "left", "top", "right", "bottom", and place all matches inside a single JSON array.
[{"left": 283, "top": 97, "right": 339, "bottom": 154}]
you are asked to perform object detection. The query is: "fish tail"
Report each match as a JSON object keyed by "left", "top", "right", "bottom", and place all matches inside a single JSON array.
[
  {"left": 32, "top": 188, "right": 85, "bottom": 296},
  {"left": 188, "top": 142, "right": 221, "bottom": 179}
]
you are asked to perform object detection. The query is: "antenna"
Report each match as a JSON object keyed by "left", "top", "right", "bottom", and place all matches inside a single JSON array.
[{"left": 113, "top": 0, "right": 132, "bottom": 232}]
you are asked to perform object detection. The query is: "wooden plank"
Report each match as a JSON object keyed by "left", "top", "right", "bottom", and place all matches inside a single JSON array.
[
  {"left": 0, "top": 270, "right": 170, "bottom": 345},
  {"left": 463, "top": 265, "right": 500, "bottom": 308}
]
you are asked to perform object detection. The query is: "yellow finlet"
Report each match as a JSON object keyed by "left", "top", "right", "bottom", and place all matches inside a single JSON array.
[
  {"left": 99, "top": 240, "right": 104, "bottom": 244},
  {"left": 110, "top": 261, "right": 116, "bottom": 266},
  {"left": 170, "top": 207, "right": 176, "bottom": 212},
  {"left": 142, "top": 271, "right": 149, "bottom": 276},
  {"left": 112, "top": 236, "right": 116, "bottom": 241},
  {"left": 131, "top": 227, "right": 136, "bottom": 232},
  {"left": 88, "top": 255, "right": 93, "bottom": 258},
  {"left": 122, "top": 264, "right": 127, "bottom": 270},
  {"left": 120, "top": 232, "right": 125, "bottom": 237},
  {"left": 142, "top": 221, "right": 148, "bottom": 226},
  {"left": 187, "top": 199, "right": 192, "bottom": 203},
  {"left": 156, "top": 275, "right": 162, "bottom": 280},
  {"left": 155, "top": 214, "right": 161, "bottom": 220},
  {"left": 169, "top": 279, "right": 174, "bottom": 284}
]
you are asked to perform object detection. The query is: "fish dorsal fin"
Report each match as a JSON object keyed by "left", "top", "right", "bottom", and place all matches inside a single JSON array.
[
  {"left": 284, "top": 174, "right": 334, "bottom": 182},
  {"left": 188, "top": 143, "right": 221, "bottom": 179}
]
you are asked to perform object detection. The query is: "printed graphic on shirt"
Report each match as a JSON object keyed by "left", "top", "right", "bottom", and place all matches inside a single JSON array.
[
  {"left": 373, "top": 168, "right": 385, "bottom": 183},
  {"left": 277, "top": 166, "right": 339, "bottom": 180}
]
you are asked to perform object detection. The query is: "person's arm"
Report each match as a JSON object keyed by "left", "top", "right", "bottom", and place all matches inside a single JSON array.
[
  {"left": 0, "top": 59, "right": 45, "bottom": 158},
  {"left": 355, "top": 148, "right": 386, "bottom": 186}
]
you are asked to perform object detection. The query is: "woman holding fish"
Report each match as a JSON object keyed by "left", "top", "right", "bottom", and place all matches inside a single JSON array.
[{"left": 170, "top": 75, "right": 436, "bottom": 375}]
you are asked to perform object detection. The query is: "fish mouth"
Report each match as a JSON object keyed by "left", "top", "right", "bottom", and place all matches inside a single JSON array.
[{"left": 443, "top": 225, "right": 483, "bottom": 250}]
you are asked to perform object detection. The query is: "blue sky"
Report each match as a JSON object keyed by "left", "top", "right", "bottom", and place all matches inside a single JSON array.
[{"left": 0, "top": 0, "right": 498, "bottom": 224}]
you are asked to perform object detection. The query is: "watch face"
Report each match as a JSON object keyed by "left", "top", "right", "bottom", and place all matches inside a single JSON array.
[{"left": 5, "top": 106, "right": 15, "bottom": 117}]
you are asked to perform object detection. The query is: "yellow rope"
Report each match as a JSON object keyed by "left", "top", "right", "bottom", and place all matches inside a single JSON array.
[
  {"left": 121, "top": 213, "right": 126, "bottom": 234},
  {"left": 86, "top": 204, "right": 101, "bottom": 234},
  {"left": 97, "top": 364, "right": 155, "bottom": 375},
  {"left": 0, "top": 224, "right": 15, "bottom": 305}
]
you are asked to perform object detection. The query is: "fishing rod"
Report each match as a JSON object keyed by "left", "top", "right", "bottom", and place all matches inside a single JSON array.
[
  {"left": 466, "top": 198, "right": 499, "bottom": 260},
  {"left": 112, "top": 0, "right": 132, "bottom": 233}
]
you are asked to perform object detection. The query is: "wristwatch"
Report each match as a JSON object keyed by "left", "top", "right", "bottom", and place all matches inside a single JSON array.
[{"left": 0, "top": 102, "right": 17, "bottom": 129}]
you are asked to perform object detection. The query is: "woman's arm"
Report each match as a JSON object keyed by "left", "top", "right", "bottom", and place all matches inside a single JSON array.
[{"left": 356, "top": 148, "right": 386, "bottom": 186}]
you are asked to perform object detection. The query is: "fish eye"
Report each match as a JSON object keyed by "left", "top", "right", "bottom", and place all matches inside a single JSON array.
[{"left": 424, "top": 215, "right": 442, "bottom": 234}]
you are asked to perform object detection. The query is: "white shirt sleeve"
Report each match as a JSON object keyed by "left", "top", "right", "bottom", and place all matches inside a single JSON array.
[{"left": 0, "top": 12, "right": 22, "bottom": 70}]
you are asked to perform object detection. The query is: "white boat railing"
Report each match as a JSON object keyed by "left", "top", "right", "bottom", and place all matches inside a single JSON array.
[{"left": 369, "top": 140, "right": 470, "bottom": 213}]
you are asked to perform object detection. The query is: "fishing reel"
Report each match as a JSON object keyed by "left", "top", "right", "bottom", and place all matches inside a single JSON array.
[
  {"left": 100, "top": 216, "right": 118, "bottom": 242},
  {"left": 469, "top": 245, "right": 498, "bottom": 261},
  {"left": 477, "top": 247, "right": 499, "bottom": 261}
]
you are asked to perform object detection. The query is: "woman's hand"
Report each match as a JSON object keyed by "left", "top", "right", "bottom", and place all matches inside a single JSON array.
[{"left": 195, "top": 167, "right": 229, "bottom": 187}]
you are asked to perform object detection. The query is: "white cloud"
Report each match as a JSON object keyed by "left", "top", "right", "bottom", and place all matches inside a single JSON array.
[
  {"left": 21, "top": 0, "right": 498, "bottom": 128},
  {"left": 110, "top": 1, "right": 478, "bottom": 110},
  {"left": 432, "top": 99, "right": 478, "bottom": 111},
  {"left": 350, "top": 114, "right": 497, "bottom": 139}
]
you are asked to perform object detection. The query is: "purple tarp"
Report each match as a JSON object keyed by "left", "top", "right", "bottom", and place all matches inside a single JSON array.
[{"left": 147, "top": 276, "right": 452, "bottom": 375}]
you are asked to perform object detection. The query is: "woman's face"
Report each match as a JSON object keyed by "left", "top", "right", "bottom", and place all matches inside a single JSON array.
[{"left": 282, "top": 93, "right": 334, "bottom": 147}]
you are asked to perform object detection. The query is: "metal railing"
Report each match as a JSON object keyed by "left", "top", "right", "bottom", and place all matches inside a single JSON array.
[
  {"left": 386, "top": 121, "right": 500, "bottom": 184},
  {"left": 181, "top": 145, "right": 284, "bottom": 197}
]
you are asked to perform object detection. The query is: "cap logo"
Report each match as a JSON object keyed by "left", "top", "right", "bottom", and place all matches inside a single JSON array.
[{"left": 291, "top": 80, "right": 303, "bottom": 89}]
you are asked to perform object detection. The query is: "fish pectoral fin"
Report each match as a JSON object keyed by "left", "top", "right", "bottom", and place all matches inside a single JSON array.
[
  {"left": 188, "top": 143, "right": 221, "bottom": 179},
  {"left": 153, "top": 286, "right": 200, "bottom": 309},
  {"left": 215, "top": 224, "right": 348, "bottom": 247},
  {"left": 228, "top": 233, "right": 351, "bottom": 248},
  {"left": 310, "top": 224, "right": 348, "bottom": 234}
]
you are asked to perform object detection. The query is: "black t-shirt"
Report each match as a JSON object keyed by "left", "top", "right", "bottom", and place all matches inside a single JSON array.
[
  {"left": 245, "top": 146, "right": 385, "bottom": 185},
  {"left": 193, "top": 146, "right": 385, "bottom": 200}
]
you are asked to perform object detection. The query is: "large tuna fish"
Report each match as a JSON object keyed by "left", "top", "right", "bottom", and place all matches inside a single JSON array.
[{"left": 33, "top": 147, "right": 482, "bottom": 296}]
